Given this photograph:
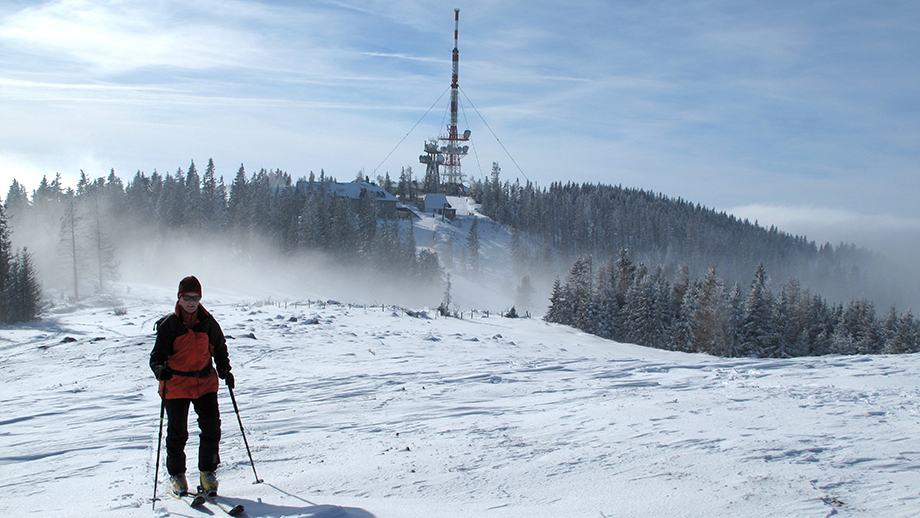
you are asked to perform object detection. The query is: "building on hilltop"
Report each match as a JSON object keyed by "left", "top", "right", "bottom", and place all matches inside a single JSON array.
[
  {"left": 282, "top": 178, "right": 399, "bottom": 219},
  {"left": 421, "top": 193, "right": 456, "bottom": 220},
  {"left": 323, "top": 181, "right": 398, "bottom": 219}
]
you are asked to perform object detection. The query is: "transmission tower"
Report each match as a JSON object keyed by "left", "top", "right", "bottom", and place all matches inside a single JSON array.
[{"left": 419, "top": 9, "right": 470, "bottom": 195}]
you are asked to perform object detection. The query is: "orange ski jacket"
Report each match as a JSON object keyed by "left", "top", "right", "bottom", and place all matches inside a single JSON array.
[{"left": 150, "top": 305, "right": 230, "bottom": 400}]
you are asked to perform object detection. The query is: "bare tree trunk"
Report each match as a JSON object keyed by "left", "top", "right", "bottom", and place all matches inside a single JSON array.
[
  {"left": 93, "top": 198, "right": 104, "bottom": 293},
  {"left": 69, "top": 200, "right": 79, "bottom": 299}
]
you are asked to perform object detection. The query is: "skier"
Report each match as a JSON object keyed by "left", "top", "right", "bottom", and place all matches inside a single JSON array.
[{"left": 150, "top": 275, "right": 234, "bottom": 497}]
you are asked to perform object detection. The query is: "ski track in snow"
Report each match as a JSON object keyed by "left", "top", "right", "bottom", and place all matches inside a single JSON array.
[{"left": 2, "top": 290, "right": 920, "bottom": 517}]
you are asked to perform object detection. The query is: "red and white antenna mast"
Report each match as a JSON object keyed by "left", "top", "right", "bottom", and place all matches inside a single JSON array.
[
  {"left": 450, "top": 8, "right": 461, "bottom": 140},
  {"left": 421, "top": 9, "right": 470, "bottom": 194}
]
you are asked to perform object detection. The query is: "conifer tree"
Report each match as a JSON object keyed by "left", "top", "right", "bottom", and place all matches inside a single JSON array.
[
  {"left": 466, "top": 217, "right": 480, "bottom": 279},
  {"left": 740, "top": 264, "right": 776, "bottom": 357},
  {"left": 805, "top": 294, "right": 833, "bottom": 356},
  {"left": 545, "top": 277, "right": 572, "bottom": 325},
  {"left": 625, "top": 265, "right": 667, "bottom": 347},
  {"left": 381, "top": 172, "right": 394, "bottom": 194},
  {"left": 201, "top": 159, "right": 227, "bottom": 229},
  {"left": 509, "top": 227, "right": 528, "bottom": 277},
  {"left": 5, "top": 248, "right": 42, "bottom": 323},
  {"left": 397, "top": 167, "right": 409, "bottom": 203},
  {"left": 228, "top": 164, "right": 249, "bottom": 231},
  {"left": 372, "top": 219, "right": 399, "bottom": 272},
  {"left": 357, "top": 191, "right": 378, "bottom": 257},
  {"left": 842, "top": 298, "right": 881, "bottom": 354},
  {"left": 125, "top": 171, "right": 153, "bottom": 225},
  {"left": 0, "top": 203, "right": 12, "bottom": 302},
  {"left": 185, "top": 160, "right": 202, "bottom": 227},
  {"left": 884, "top": 309, "right": 919, "bottom": 354},
  {"left": 401, "top": 221, "right": 418, "bottom": 276},
  {"left": 515, "top": 275, "right": 535, "bottom": 314},
  {"left": 4, "top": 179, "right": 30, "bottom": 222},
  {"left": 594, "top": 263, "right": 622, "bottom": 340},
  {"left": 566, "top": 257, "right": 594, "bottom": 331},
  {"left": 725, "top": 283, "right": 745, "bottom": 357},
  {"left": 154, "top": 170, "right": 184, "bottom": 230},
  {"left": 612, "top": 249, "right": 635, "bottom": 310},
  {"left": 648, "top": 266, "right": 672, "bottom": 348},
  {"left": 103, "top": 169, "right": 127, "bottom": 220},
  {"left": 774, "top": 280, "right": 805, "bottom": 357},
  {"left": 670, "top": 264, "right": 691, "bottom": 312},
  {"left": 831, "top": 318, "right": 857, "bottom": 355},
  {"left": 417, "top": 249, "right": 442, "bottom": 285},
  {"left": 882, "top": 306, "right": 899, "bottom": 346},
  {"left": 330, "top": 196, "right": 357, "bottom": 260},
  {"left": 672, "top": 280, "right": 698, "bottom": 352},
  {"left": 0, "top": 203, "right": 41, "bottom": 323},
  {"left": 692, "top": 268, "right": 728, "bottom": 355}
]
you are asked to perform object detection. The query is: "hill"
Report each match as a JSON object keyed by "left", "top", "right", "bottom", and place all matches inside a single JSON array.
[{"left": 469, "top": 179, "right": 914, "bottom": 311}]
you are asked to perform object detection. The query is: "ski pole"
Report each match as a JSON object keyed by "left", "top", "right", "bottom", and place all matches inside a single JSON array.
[
  {"left": 152, "top": 390, "right": 166, "bottom": 510},
  {"left": 228, "top": 385, "right": 263, "bottom": 484}
]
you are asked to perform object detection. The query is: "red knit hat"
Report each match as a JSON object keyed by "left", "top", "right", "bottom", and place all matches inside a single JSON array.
[{"left": 178, "top": 275, "right": 202, "bottom": 299}]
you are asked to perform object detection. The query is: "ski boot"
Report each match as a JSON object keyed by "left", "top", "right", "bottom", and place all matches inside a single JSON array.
[
  {"left": 170, "top": 473, "right": 189, "bottom": 496},
  {"left": 199, "top": 470, "right": 219, "bottom": 497}
]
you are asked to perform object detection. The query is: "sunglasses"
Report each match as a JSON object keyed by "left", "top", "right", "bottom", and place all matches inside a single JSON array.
[{"left": 181, "top": 294, "right": 201, "bottom": 302}]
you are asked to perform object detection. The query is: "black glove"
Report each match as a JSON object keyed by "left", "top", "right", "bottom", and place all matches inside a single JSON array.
[
  {"left": 218, "top": 367, "right": 234, "bottom": 389},
  {"left": 154, "top": 364, "right": 173, "bottom": 381}
]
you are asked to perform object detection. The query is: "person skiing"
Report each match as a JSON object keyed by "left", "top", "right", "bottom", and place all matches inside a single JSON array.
[{"left": 150, "top": 275, "right": 234, "bottom": 497}]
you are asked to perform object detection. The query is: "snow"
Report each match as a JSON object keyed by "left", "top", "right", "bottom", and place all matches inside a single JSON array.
[
  {"left": 444, "top": 196, "right": 474, "bottom": 216},
  {"left": 408, "top": 203, "right": 531, "bottom": 312},
  {"left": 3, "top": 283, "right": 920, "bottom": 518}
]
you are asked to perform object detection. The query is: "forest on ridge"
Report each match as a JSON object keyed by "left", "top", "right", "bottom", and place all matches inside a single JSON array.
[{"left": 4, "top": 159, "right": 917, "bottom": 357}]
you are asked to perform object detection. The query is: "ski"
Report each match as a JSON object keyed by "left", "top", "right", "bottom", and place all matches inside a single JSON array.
[
  {"left": 204, "top": 495, "right": 245, "bottom": 516},
  {"left": 198, "top": 486, "right": 245, "bottom": 516},
  {"left": 171, "top": 490, "right": 207, "bottom": 508}
]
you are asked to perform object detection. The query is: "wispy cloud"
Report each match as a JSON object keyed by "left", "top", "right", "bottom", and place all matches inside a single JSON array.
[
  {"left": 0, "top": 0, "right": 918, "bottom": 263},
  {"left": 359, "top": 51, "right": 440, "bottom": 64},
  {"left": 0, "top": 0, "right": 263, "bottom": 73}
]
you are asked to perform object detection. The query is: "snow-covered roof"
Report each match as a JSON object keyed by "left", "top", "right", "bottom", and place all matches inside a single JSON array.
[
  {"left": 424, "top": 193, "right": 451, "bottom": 209},
  {"left": 446, "top": 196, "right": 476, "bottom": 216},
  {"left": 325, "top": 182, "right": 397, "bottom": 202}
]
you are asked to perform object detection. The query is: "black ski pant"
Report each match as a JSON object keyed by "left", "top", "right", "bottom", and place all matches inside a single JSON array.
[{"left": 165, "top": 391, "right": 221, "bottom": 476}]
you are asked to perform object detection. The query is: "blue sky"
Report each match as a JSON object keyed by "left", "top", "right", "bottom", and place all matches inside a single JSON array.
[{"left": 1, "top": 0, "right": 918, "bottom": 261}]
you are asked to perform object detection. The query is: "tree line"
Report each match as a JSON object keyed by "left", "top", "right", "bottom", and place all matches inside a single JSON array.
[
  {"left": 545, "top": 252, "right": 919, "bottom": 357},
  {"left": 3, "top": 162, "right": 443, "bottom": 300},
  {"left": 4, "top": 158, "right": 911, "bottom": 333},
  {"left": 466, "top": 176, "right": 907, "bottom": 311}
]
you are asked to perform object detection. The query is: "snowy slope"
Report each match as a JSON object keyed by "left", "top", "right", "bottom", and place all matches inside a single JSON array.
[
  {"left": 409, "top": 199, "right": 545, "bottom": 314},
  {"left": 2, "top": 285, "right": 920, "bottom": 518}
]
